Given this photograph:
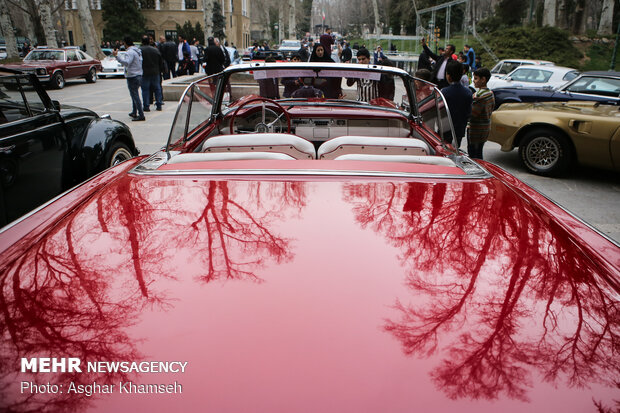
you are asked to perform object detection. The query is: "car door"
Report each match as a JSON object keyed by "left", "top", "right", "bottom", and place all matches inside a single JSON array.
[
  {"left": 0, "top": 75, "right": 67, "bottom": 226},
  {"left": 65, "top": 49, "right": 85, "bottom": 78}
]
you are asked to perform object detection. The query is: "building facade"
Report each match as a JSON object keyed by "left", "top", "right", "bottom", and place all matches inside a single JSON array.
[{"left": 63, "top": 0, "right": 250, "bottom": 48}]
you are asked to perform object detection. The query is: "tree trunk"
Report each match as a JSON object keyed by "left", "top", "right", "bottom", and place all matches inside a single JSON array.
[
  {"left": 36, "top": 0, "right": 58, "bottom": 47},
  {"left": 288, "top": 0, "right": 295, "bottom": 39},
  {"left": 76, "top": 0, "right": 103, "bottom": 59},
  {"left": 542, "top": 0, "right": 556, "bottom": 26},
  {"left": 278, "top": 2, "right": 284, "bottom": 44},
  {"left": 598, "top": 0, "right": 614, "bottom": 35},
  {"left": 203, "top": 0, "right": 213, "bottom": 41},
  {"left": 371, "top": 0, "right": 381, "bottom": 37},
  {"left": 0, "top": 0, "right": 18, "bottom": 58}
]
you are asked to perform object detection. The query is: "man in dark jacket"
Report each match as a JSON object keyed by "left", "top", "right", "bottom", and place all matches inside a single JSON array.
[
  {"left": 204, "top": 37, "right": 225, "bottom": 75},
  {"left": 441, "top": 60, "right": 472, "bottom": 148},
  {"left": 140, "top": 35, "right": 164, "bottom": 112},
  {"left": 159, "top": 35, "right": 177, "bottom": 79},
  {"left": 421, "top": 37, "right": 455, "bottom": 89},
  {"left": 341, "top": 42, "right": 352, "bottom": 63}
]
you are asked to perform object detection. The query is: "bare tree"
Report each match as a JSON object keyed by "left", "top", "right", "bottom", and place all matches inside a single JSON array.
[
  {"left": 76, "top": 0, "right": 103, "bottom": 59},
  {"left": 278, "top": 1, "right": 284, "bottom": 44},
  {"left": 0, "top": 0, "right": 18, "bottom": 58},
  {"left": 203, "top": 0, "right": 213, "bottom": 42},
  {"left": 542, "top": 0, "right": 556, "bottom": 26},
  {"left": 288, "top": 0, "right": 296, "bottom": 39},
  {"left": 598, "top": 0, "right": 614, "bottom": 35},
  {"left": 36, "top": 0, "right": 58, "bottom": 47},
  {"left": 371, "top": 0, "right": 381, "bottom": 37}
]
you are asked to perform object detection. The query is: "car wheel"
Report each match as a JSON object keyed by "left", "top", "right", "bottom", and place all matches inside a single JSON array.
[
  {"left": 105, "top": 142, "right": 133, "bottom": 168},
  {"left": 518, "top": 128, "right": 573, "bottom": 176},
  {"left": 86, "top": 67, "right": 97, "bottom": 83},
  {"left": 50, "top": 72, "right": 65, "bottom": 89}
]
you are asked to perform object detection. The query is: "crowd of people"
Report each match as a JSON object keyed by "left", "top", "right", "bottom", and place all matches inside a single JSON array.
[
  {"left": 417, "top": 36, "right": 494, "bottom": 159},
  {"left": 112, "top": 33, "right": 234, "bottom": 121},
  {"left": 111, "top": 28, "right": 494, "bottom": 157}
]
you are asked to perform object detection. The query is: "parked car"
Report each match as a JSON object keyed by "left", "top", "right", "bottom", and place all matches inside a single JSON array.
[
  {"left": 490, "top": 100, "right": 620, "bottom": 176},
  {"left": 0, "top": 69, "right": 138, "bottom": 226},
  {"left": 0, "top": 47, "right": 6, "bottom": 60},
  {"left": 0, "top": 47, "right": 102, "bottom": 89},
  {"left": 99, "top": 51, "right": 126, "bottom": 78},
  {"left": 225, "top": 46, "right": 241, "bottom": 65},
  {"left": 0, "top": 62, "right": 618, "bottom": 412},
  {"left": 278, "top": 39, "right": 302, "bottom": 58},
  {"left": 490, "top": 58, "right": 554, "bottom": 78},
  {"left": 487, "top": 65, "right": 579, "bottom": 90},
  {"left": 492, "top": 71, "right": 620, "bottom": 109}
]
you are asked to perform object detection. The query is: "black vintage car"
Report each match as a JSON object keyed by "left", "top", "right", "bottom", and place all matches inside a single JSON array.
[
  {"left": 492, "top": 71, "right": 620, "bottom": 109},
  {"left": 0, "top": 69, "right": 138, "bottom": 226}
]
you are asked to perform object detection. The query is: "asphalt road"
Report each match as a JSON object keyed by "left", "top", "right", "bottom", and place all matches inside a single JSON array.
[{"left": 48, "top": 76, "right": 620, "bottom": 244}]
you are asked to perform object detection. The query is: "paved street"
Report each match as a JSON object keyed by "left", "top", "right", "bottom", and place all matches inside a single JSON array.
[{"left": 49, "top": 77, "right": 620, "bottom": 244}]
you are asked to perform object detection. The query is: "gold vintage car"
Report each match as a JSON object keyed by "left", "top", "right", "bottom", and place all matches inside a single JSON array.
[{"left": 490, "top": 101, "right": 620, "bottom": 176}]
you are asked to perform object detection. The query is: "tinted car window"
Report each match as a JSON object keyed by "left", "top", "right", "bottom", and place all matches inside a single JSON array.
[
  {"left": 67, "top": 50, "right": 78, "bottom": 62},
  {"left": 566, "top": 76, "right": 620, "bottom": 97},
  {"left": 563, "top": 71, "right": 579, "bottom": 81}
]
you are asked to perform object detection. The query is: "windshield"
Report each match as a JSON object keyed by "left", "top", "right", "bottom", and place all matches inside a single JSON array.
[
  {"left": 25, "top": 50, "right": 65, "bottom": 61},
  {"left": 167, "top": 64, "right": 418, "bottom": 148},
  {"left": 281, "top": 41, "right": 300, "bottom": 48}
]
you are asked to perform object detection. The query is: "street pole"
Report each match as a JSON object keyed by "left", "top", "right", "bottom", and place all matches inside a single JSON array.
[{"left": 611, "top": 21, "right": 620, "bottom": 71}]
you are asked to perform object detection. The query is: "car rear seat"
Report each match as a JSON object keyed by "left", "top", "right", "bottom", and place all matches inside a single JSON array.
[{"left": 317, "top": 136, "right": 430, "bottom": 159}]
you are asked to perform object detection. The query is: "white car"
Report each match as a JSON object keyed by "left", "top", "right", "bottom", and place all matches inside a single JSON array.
[
  {"left": 490, "top": 59, "right": 554, "bottom": 78},
  {"left": 98, "top": 52, "right": 126, "bottom": 78},
  {"left": 487, "top": 65, "right": 579, "bottom": 90}
]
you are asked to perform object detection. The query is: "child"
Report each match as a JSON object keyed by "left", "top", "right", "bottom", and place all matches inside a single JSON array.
[{"left": 468, "top": 68, "right": 495, "bottom": 159}]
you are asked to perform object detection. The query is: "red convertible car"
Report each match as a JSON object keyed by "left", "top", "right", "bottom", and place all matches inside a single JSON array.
[
  {"left": 0, "top": 47, "right": 101, "bottom": 89},
  {"left": 0, "top": 63, "right": 618, "bottom": 412}
]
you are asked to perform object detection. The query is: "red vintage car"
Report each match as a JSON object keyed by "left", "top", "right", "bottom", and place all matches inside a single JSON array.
[
  {"left": 0, "top": 63, "right": 618, "bottom": 412},
  {"left": 0, "top": 47, "right": 101, "bottom": 89}
]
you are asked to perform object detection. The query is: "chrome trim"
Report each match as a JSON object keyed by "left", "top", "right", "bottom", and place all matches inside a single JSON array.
[
  {"left": 130, "top": 151, "right": 492, "bottom": 179},
  {"left": 130, "top": 167, "right": 491, "bottom": 180}
]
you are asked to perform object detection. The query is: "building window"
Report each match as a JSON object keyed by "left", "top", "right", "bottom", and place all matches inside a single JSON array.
[
  {"left": 140, "top": 0, "right": 155, "bottom": 8},
  {"left": 242, "top": 0, "right": 247, "bottom": 17},
  {"left": 165, "top": 30, "right": 178, "bottom": 40},
  {"left": 185, "top": 0, "right": 197, "bottom": 8}
]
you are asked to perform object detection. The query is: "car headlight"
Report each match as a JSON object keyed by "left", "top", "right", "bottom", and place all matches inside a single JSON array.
[{"left": 36, "top": 68, "right": 47, "bottom": 75}]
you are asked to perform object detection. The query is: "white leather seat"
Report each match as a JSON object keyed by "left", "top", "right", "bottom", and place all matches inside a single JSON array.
[
  {"left": 167, "top": 152, "right": 295, "bottom": 164},
  {"left": 317, "top": 136, "right": 430, "bottom": 159},
  {"left": 202, "top": 133, "right": 316, "bottom": 159},
  {"left": 333, "top": 154, "right": 456, "bottom": 166}
]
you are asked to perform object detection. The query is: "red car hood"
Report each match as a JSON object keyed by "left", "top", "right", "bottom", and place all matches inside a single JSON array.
[{"left": 0, "top": 164, "right": 618, "bottom": 412}]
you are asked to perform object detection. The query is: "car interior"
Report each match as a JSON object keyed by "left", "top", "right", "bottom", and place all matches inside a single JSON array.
[{"left": 158, "top": 67, "right": 461, "bottom": 170}]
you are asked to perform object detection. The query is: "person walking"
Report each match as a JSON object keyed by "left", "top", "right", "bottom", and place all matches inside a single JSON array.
[
  {"left": 441, "top": 61, "right": 472, "bottom": 147},
  {"left": 204, "top": 37, "right": 225, "bottom": 76},
  {"left": 159, "top": 35, "right": 177, "bottom": 79},
  {"left": 341, "top": 42, "right": 352, "bottom": 63},
  {"left": 189, "top": 40, "right": 199, "bottom": 73},
  {"left": 320, "top": 27, "right": 335, "bottom": 58},
  {"left": 114, "top": 36, "right": 145, "bottom": 121},
  {"left": 464, "top": 44, "right": 476, "bottom": 71},
  {"left": 140, "top": 35, "right": 163, "bottom": 112},
  {"left": 177, "top": 35, "right": 191, "bottom": 70},
  {"left": 467, "top": 68, "right": 494, "bottom": 159}
]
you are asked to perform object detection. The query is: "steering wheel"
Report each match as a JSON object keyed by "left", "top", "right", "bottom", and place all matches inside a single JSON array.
[{"left": 229, "top": 97, "right": 292, "bottom": 134}]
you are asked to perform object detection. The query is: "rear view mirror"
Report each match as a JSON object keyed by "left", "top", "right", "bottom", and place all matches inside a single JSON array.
[{"left": 51, "top": 100, "right": 61, "bottom": 111}]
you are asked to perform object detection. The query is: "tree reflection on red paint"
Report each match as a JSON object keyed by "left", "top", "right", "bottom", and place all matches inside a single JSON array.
[
  {"left": 0, "top": 177, "right": 306, "bottom": 411},
  {"left": 343, "top": 180, "right": 620, "bottom": 402}
]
